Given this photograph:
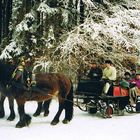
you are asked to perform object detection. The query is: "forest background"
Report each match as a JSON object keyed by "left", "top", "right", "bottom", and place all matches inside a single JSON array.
[{"left": 0, "top": 0, "right": 140, "bottom": 81}]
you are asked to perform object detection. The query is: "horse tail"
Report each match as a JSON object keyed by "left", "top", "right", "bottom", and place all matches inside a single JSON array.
[{"left": 64, "top": 82, "right": 74, "bottom": 121}]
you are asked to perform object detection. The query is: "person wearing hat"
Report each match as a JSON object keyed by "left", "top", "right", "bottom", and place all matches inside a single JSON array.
[
  {"left": 102, "top": 60, "right": 117, "bottom": 95},
  {"left": 119, "top": 72, "right": 131, "bottom": 89}
]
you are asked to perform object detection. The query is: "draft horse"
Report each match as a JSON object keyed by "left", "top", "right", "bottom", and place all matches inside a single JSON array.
[
  {"left": 0, "top": 61, "right": 51, "bottom": 121},
  {"left": 0, "top": 61, "right": 74, "bottom": 128}
]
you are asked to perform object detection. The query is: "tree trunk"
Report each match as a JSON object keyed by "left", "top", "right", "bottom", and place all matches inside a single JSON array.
[
  {"left": 74, "top": 0, "right": 79, "bottom": 26},
  {"left": 25, "top": 0, "right": 32, "bottom": 13},
  {"left": 5, "top": 0, "right": 12, "bottom": 39},
  {"left": 0, "top": 0, "right": 2, "bottom": 44},
  {"left": 0, "top": 0, "right": 11, "bottom": 45},
  {"left": 80, "top": 0, "right": 84, "bottom": 23},
  {"left": 2, "top": 0, "right": 6, "bottom": 40},
  {"left": 68, "top": 0, "right": 73, "bottom": 29}
]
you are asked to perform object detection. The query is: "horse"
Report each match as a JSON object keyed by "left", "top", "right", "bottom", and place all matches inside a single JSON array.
[
  {"left": 0, "top": 61, "right": 52, "bottom": 121},
  {"left": 0, "top": 61, "right": 74, "bottom": 128}
]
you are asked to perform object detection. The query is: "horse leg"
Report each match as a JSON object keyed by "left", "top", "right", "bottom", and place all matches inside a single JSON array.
[
  {"left": 0, "top": 95, "right": 5, "bottom": 118},
  {"left": 51, "top": 102, "right": 64, "bottom": 125},
  {"left": 33, "top": 100, "right": 52, "bottom": 117},
  {"left": 33, "top": 102, "right": 43, "bottom": 117},
  {"left": 43, "top": 99, "right": 52, "bottom": 116},
  {"left": 63, "top": 87, "right": 74, "bottom": 124},
  {"left": 7, "top": 96, "right": 15, "bottom": 121},
  {"left": 16, "top": 100, "right": 31, "bottom": 128},
  {"left": 51, "top": 83, "right": 74, "bottom": 125}
]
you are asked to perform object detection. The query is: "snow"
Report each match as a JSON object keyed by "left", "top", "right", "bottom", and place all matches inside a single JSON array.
[
  {"left": 15, "top": 13, "right": 35, "bottom": 33},
  {"left": 33, "top": 60, "right": 52, "bottom": 73},
  {"left": 1, "top": 99, "right": 140, "bottom": 140},
  {"left": 0, "top": 42, "right": 22, "bottom": 59},
  {"left": 56, "top": 6, "right": 140, "bottom": 60},
  {"left": 37, "top": 2, "right": 58, "bottom": 15}
]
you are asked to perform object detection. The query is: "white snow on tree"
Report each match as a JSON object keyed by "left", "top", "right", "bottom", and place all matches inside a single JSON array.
[
  {"left": 37, "top": 2, "right": 59, "bottom": 15},
  {"left": 0, "top": 42, "right": 22, "bottom": 59}
]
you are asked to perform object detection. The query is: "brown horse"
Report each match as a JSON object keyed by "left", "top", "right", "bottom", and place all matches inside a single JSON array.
[{"left": 0, "top": 62, "right": 73, "bottom": 128}]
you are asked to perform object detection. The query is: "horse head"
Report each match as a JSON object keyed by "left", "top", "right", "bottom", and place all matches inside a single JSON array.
[
  {"left": 11, "top": 65, "right": 32, "bottom": 90},
  {"left": 0, "top": 60, "right": 30, "bottom": 91}
]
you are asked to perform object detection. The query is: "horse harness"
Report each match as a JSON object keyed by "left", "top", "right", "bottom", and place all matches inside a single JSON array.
[
  {"left": 10, "top": 65, "right": 36, "bottom": 91},
  {"left": 10, "top": 67, "right": 52, "bottom": 99}
]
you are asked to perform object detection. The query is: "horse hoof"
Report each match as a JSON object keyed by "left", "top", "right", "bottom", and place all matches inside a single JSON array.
[
  {"left": 44, "top": 113, "right": 49, "bottom": 117},
  {"left": 50, "top": 120, "right": 59, "bottom": 125},
  {"left": 7, "top": 116, "right": 15, "bottom": 121},
  {"left": 25, "top": 115, "right": 31, "bottom": 126},
  {"left": 7, "top": 113, "right": 15, "bottom": 121},
  {"left": 44, "top": 112, "right": 49, "bottom": 117},
  {"left": 33, "top": 113, "right": 40, "bottom": 117},
  {"left": 62, "top": 119, "right": 70, "bottom": 124},
  {"left": 16, "top": 122, "right": 25, "bottom": 128},
  {"left": 26, "top": 119, "right": 31, "bottom": 126},
  {"left": 16, "top": 125, "right": 23, "bottom": 128}
]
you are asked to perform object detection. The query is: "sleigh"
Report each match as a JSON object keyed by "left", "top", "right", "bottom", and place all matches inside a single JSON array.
[{"left": 74, "top": 79, "right": 131, "bottom": 118}]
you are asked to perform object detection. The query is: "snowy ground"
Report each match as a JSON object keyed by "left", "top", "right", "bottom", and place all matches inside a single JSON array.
[{"left": 0, "top": 99, "right": 140, "bottom": 140}]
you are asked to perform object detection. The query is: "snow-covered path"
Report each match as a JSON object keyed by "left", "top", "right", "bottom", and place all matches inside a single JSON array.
[{"left": 0, "top": 99, "right": 140, "bottom": 140}]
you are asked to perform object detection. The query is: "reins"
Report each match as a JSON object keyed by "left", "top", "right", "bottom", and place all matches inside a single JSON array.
[{"left": 46, "top": 93, "right": 79, "bottom": 107}]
